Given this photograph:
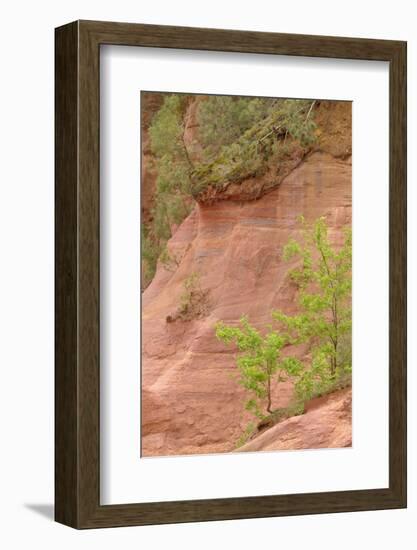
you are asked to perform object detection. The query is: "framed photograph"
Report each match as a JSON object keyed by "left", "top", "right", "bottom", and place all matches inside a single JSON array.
[{"left": 55, "top": 20, "right": 406, "bottom": 528}]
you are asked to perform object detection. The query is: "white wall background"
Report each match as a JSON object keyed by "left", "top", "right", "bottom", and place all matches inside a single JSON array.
[{"left": 0, "top": 0, "right": 414, "bottom": 547}]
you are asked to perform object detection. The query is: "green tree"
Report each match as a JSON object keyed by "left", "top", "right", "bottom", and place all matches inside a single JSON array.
[
  {"left": 149, "top": 94, "right": 194, "bottom": 240},
  {"left": 149, "top": 94, "right": 188, "bottom": 161},
  {"left": 273, "top": 216, "right": 352, "bottom": 399},
  {"left": 215, "top": 316, "right": 303, "bottom": 418},
  {"left": 142, "top": 95, "right": 195, "bottom": 284}
]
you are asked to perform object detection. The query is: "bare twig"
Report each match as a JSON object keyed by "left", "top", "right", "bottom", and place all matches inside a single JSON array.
[{"left": 304, "top": 100, "right": 316, "bottom": 123}]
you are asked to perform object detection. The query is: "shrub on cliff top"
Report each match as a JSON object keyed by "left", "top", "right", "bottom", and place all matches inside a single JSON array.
[
  {"left": 190, "top": 99, "right": 317, "bottom": 198},
  {"left": 197, "top": 96, "right": 277, "bottom": 158}
]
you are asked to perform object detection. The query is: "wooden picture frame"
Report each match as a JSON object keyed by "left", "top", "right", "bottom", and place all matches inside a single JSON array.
[{"left": 55, "top": 20, "right": 407, "bottom": 529}]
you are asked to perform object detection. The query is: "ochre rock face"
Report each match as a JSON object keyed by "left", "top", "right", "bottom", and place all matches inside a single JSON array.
[
  {"left": 141, "top": 151, "right": 352, "bottom": 457},
  {"left": 238, "top": 388, "right": 352, "bottom": 452}
]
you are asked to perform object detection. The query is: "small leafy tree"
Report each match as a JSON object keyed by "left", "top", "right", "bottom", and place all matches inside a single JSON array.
[
  {"left": 273, "top": 216, "right": 352, "bottom": 399},
  {"left": 215, "top": 316, "right": 303, "bottom": 418}
]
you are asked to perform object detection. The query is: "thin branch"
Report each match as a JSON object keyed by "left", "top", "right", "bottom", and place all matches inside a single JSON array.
[
  {"left": 181, "top": 129, "right": 195, "bottom": 171},
  {"left": 304, "top": 100, "right": 316, "bottom": 123}
]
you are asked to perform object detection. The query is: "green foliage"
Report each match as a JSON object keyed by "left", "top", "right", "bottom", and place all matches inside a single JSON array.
[
  {"left": 150, "top": 95, "right": 194, "bottom": 231},
  {"left": 159, "top": 247, "right": 180, "bottom": 272},
  {"left": 180, "top": 272, "right": 200, "bottom": 312},
  {"left": 215, "top": 316, "right": 303, "bottom": 419},
  {"left": 214, "top": 216, "right": 351, "bottom": 442},
  {"left": 191, "top": 99, "right": 317, "bottom": 197},
  {"left": 177, "top": 272, "right": 209, "bottom": 320},
  {"left": 142, "top": 95, "right": 194, "bottom": 284},
  {"left": 141, "top": 224, "right": 159, "bottom": 288},
  {"left": 197, "top": 96, "right": 277, "bottom": 158},
  {"left": 149, "top": 94, "right": 187, "bottom": 158},
  {"left": 273, "top": 216, "right": 352, "bottom": 400},
  {"left": 282, "top": 99, "right": 317, "bottom": 147},
  {"left": 235, "top": 422, "right": 256, "bottom": 448},
  {"left": 262, "top": 400, "right": 305, "bottom": 428}
]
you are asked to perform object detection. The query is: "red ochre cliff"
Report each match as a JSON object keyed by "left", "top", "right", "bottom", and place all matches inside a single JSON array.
[{"left": 141, "top": 99, "right": 352, "bottom": 456}]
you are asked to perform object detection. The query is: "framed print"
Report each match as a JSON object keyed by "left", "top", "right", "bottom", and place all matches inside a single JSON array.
[{"left": 55, "top": 20, "right": 406, "bottom": 528}]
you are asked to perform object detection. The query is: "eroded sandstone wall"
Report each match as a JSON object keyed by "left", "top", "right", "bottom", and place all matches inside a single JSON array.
[{"left": 141, "top": 151, "right": 352, "bottom": 456}]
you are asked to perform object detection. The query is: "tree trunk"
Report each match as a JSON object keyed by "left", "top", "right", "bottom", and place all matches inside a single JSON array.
[
  {"left": 330, "top": 354, "right": 336, "bottom": 376},
  {"left": 266, "top": 375, "right": 272, "bottom": 414},
  {"left": 331, "top": 295, "right": 339, "bottom": 377}
]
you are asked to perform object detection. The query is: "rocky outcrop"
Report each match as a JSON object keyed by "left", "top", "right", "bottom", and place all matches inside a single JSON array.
[
  {"left": 141, "top": 150, "right": 352, "bottom": 456},
  {"left": 191, "top": 142, "right": 308, "bottom": 204},
  {"left": 238, "top": 388, "right": 352, "bottom": 452},
  {"left": 189, "top": 100, "right": 351, "bottom": 205}
]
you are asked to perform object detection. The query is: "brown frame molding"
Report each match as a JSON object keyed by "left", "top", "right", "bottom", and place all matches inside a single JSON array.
[{"left": 55, "top": 20, "right": 407, "bottom": 529}]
